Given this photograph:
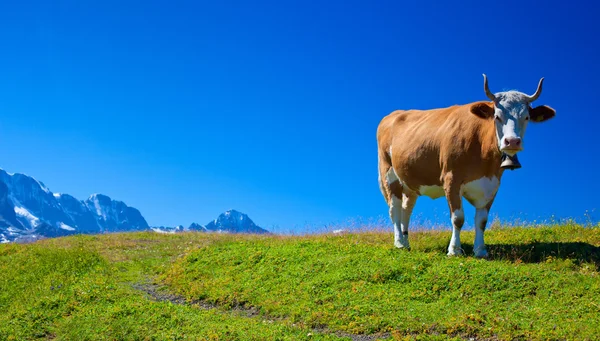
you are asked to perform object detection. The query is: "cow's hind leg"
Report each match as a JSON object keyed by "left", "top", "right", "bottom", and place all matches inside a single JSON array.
[
  {"left": 385, "top": 170, "right": 412, "bottom": 249},
  {"left": 379, "top": 151, "right": 406, "bottom": 249},
  {"left": 398, "top": 191, "right": 417, "bottom": 249},
  {"left": 444, "top": 175, "right": 465, "bottom": 256}
]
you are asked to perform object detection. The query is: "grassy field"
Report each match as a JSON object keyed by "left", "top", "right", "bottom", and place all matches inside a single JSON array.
[{"left": 1, "top": 223, "right": 599, "bottom": 340}]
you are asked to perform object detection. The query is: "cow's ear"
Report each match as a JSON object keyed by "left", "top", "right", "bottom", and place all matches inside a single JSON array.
[
  {"left": 470, "top": 102, "right": 494, "bottom": 119},
  {"left": 529, "top": 105, "right": 556, "bottom": 123}
]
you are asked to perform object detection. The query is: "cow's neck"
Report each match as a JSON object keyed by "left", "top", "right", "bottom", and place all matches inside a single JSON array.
[{"left": 477, "top": 116, "right": 504, "bottom": 177}]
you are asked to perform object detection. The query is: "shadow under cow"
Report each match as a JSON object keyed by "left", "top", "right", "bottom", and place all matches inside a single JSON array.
[{"left": 455, "top": 241, "right": 600, "bottom": 269}]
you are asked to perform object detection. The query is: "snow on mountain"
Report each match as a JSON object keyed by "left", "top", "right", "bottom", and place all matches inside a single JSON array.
[
  {"left": 151, "top": 225, "right": 186, "bottom": 234},
  {"left": 0, "top": 169, "right": 73, "bottom": 232},
  {"left": 151, "top": 210, "right": 270, "bottom": 235},
  {"left": 84, "top": 194, "right": 148, "bottom": 233},
  {"left": 54, "top": 193, "right": 100, "bottom": 233},
  {"left": 60, "top": 222, "right": 76, "bottom": 231},
  {"left": 0, "top": 168, "right": 149, "bottom": 242},
  {"left": 0, "top": 180, "right": 25, "bottom": 242},
  {"left": 188, "top": 223, "right": 207, "bottom": 232},
  {"left": 13, "top": 206, "right": 41, "bottom": 228},
  {"left": 203, "top": 209, "right": 270, "bottom": 234},
  {"left": 0, "top": 167, "right": 269, "bottom": 242}
]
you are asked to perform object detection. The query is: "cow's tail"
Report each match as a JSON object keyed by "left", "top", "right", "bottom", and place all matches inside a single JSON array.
[{"left": 378, "top": 148, "right": 393, "bottom": 206}]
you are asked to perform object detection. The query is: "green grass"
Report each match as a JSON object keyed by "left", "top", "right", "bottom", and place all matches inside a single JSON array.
[
  {"left": 0, "top": 233, "right": 340, "bottom": 340},
  {"left": 1, "top": 223, "right": 599, "bottom": 340}
]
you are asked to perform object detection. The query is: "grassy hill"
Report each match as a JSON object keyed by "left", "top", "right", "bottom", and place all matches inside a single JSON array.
[{"left": 1, "top": 223, "right": 599, "bottom": 340}]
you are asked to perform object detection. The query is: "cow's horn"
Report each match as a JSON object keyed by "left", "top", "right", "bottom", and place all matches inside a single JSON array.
[
  {"left": 525, "top": 77, "right": 544, "bottom": 102},
  {"left": 482, "top": 74, "right": 496, "bottom": 102}
]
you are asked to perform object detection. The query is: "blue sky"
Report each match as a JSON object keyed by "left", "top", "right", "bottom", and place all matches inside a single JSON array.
[{"left": 0, "top": 1, "right": 598, "bottom": 232}]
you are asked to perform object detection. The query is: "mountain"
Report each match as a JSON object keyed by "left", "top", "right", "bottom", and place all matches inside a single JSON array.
[
  {"left": 0, "top": 168, "right": 149, "bottom": 243},
  {"left": 188, "top": 222, "right": 207, "bottom": 232},
  {"left": 54, "top": 193, "right": 101, "bottom": 234},
  {"left": 150, "top": 211, "right": 270, "bottom": 235},
  {"left": 84, "top": 194, "right": 148, "bottom": 233},
  {"left": 0, "top": 167, "right": 270, "bottom": 243},
  {"left": 200, "top": 209, "right": 270, "bottom": 234},
  {"left": 0, "top": 180, "right": 25, "bottom": 243},
  {"left": 150, "top": 225, "right": 187, "bottom": 234}
]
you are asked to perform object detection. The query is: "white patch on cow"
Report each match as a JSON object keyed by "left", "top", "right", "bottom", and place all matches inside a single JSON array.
[
  {"left": 418, "top": 185, "right": 445, "bottom": 199},
  {"left": 501, "top": 118, "right": 518, "bottom": 143},
  {"left": 452, "top": 209, "right": 464, "bottom": 225},
  {"left": 385, "top": 167, "right": 397, "bottom": 184},
  {"left": 474, "top": 208, "right": 489, "bottom": 258},
  {"left": 493, "top": 91, "right": 532, "bottom": 153},
  {"left": 448, "top": 209, "right": 464, "bottom": 256},
  {"left": 462, "top": 176, "right": 499, "bottom": 208},
  {"left": 401, "top": 192, "right": 409, "bottom": 209}
]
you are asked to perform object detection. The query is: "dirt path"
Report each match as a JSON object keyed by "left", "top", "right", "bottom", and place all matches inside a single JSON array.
[{"left": 132, "top": 281, "right": 391, "bottom": 341}]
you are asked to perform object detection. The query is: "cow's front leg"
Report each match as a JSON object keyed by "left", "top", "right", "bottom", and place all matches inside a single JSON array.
[
  {"left": 474, "top": 200, "right": 495, "bottom": 258},
  {"left": 473, "top": 208, "right": 489, "bottom": 258},
  {"left": 444, "top": 178, "right": 464, "bottom": 256}
]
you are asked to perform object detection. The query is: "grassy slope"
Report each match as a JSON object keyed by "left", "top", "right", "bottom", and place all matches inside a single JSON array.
[
  {"left": 0, "top": 233, "right": 339, "bottom": 341},
  {"left": 1, "top": 224, "right": 599, "bottom": 340}
]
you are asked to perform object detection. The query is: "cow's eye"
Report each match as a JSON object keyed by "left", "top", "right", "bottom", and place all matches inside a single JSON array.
[{"left": 525, "top": 116, "right": 530, "bottom": 121}]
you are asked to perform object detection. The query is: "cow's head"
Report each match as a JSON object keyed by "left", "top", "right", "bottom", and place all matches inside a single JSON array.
[{"left": 472, "top": 74, "right": 556, "bottom": 156}]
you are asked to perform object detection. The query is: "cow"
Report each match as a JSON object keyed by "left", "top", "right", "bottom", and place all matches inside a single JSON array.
[{"left": 376, "top": 75, "right": 556, "bottom": 258}]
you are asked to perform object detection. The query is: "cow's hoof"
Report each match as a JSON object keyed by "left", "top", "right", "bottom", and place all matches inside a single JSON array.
[
  {"left": 394, "top": 243, "right": 411, "bottom": 251},
  {"left": 447, "top": 248, "right": 464, "bottom": 257},
  {"left": 395, "top": 236, "right": 410, "bottom": 250},
  {"left": 474, "top": 248, "right": 489, "bottom": 259}
]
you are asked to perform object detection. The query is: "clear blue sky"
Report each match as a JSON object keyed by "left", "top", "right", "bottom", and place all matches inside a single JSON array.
[{"left": 0, "top": 1, "right": 598, "bottom": 232}]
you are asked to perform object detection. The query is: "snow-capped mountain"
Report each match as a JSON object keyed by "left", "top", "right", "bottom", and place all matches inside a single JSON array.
[
  {"left": 188, "top": 222, "right": 207, "bottom": 232},
  {"left": 54, "top": 193, "right": 101, "bottom": 234},
  {"left": 0, "top": 168, "right": 149, "bottom": 243},
  {"left": 151, "top": 210, "right": 270, "bottom": 235},
  {"left": 0, "top": 180, "right": 25, "bottom": 243},
  {"left": 0, "top": 167, "right": 270, "bottom": 243},
  {"left": 84, "top": 194, "right": 148, "bottom": 233},
  {"left": 150, "top": 225, "right": 187, "bottom": 234},
  {"left": 201, "top": 209, "right": 270, "bottom": 234}
]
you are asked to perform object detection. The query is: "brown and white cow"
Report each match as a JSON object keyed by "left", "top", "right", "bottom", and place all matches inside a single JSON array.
[{"left": 376, "top": 75, "right": 555, "bottom": 258}]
